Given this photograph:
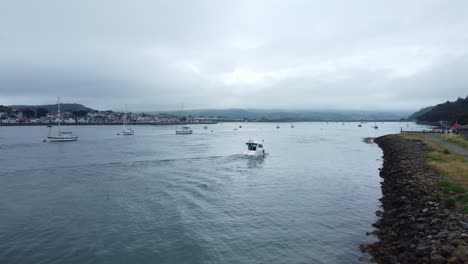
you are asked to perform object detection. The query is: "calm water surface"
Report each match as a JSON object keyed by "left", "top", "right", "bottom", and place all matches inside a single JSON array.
[{"left": 0, "top": 122, "right": 428, "bottom": 263}]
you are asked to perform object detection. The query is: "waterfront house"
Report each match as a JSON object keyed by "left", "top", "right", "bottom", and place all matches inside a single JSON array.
[
  {"left": 77, "top": 117, "right": 89, "bottom": 123},
  {"left": 136, "top": 116, "right": 154, "bottom": 122},
  {"left": 64, "top": 118, "right": 75, "bottom": 124},
  {"left": 460, "top": 125, "right": 468, "bottom": 138}
]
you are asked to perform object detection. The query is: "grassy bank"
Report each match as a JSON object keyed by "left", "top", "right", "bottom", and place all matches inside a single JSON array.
[
  {"left": 400, "top": 134, "right": 468, "bottom": 213},
  {"left": 441, "top": 134, "right": 468, "bottom": 149}
]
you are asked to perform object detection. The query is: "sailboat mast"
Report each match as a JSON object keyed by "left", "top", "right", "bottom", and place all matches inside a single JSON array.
[
  {"left": 124, "top": 104, "right": 127, "bottom": 130},
  {"left": 181, "top": 103, "right": 184, "bottom": 125},
  {"left": 58, "top": 97, "right": 61, "bottom": 134}
]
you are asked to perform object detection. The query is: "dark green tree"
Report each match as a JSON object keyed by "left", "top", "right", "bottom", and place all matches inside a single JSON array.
[
  {"left": 73, "top": 110, "right": 88, "bottom": 117},
  {"left": 417, "top": 96, "right": 468, "bottom": 123},
  {"left": 21, "top": 109, "right": 35, "bottom": 118},
  {"left": 36, "top": 108, "right": 48, "bottom": 117},
  {"left": 456, "top": 113, "right": 468, "bottom": 125}
]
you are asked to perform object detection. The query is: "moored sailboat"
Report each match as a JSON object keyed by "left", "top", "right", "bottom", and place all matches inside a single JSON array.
[
  {"left": 176, "top": 104, "right": 192, "bottom": 135},
  {"left": 47, "top": 97, "right": 78, "bottom": 142},
  {"left": 122, "top": 104, "right": 134, "bottom": 135}
]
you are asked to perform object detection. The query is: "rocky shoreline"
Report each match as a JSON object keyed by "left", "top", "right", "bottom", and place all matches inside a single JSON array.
[{"left": 362, "top": 135, "right": 468, "bottom": 263}]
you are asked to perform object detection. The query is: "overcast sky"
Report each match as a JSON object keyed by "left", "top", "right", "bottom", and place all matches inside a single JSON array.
[{"left": 1, "top": 0, "right": 467, "bottom": 111}]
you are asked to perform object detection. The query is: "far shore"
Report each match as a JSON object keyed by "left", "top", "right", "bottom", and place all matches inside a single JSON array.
[{"left": 0, "top": 120, "right": 415, "bottom": 127}]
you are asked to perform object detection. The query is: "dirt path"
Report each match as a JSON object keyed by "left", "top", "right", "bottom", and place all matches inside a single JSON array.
[{"left": 422, "top": 134, "right": 468, "bottom": 156}]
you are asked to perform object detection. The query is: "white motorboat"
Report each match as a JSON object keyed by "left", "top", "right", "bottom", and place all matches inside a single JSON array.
[
  {"left": 47, "top": 97, "right": 78, "bottom": 142},
  {"left": 243, "top": 139, "right": 266, "bottom": 157},
  {"left": 122, "top": 104, "right": 134, "bottom": 135},
  {"left": 176, "top": 126, "right": 193, "bottom": 134}
]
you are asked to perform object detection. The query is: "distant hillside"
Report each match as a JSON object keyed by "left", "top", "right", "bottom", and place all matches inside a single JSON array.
[
  {"left": 163, "top": 109, "right": 411, "bottom": 121},
  {"left": 0, "top": 105, "right": 13, "bottom": 113},
  {"left": 407, "top": 106, "right": 434, "bottom": 120},
  {"left": 10, "top": 103, "right": 95, "bottom": 112},
  {"left": 416, "top": 96, "right": 468, "bottom": 123}
]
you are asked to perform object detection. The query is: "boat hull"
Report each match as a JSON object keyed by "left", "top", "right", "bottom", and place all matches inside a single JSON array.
[
  {"left": 176, "top": 131, "right": 193, "bottom": 135},
  {"left": 242, "top": 150, "right": 265, "bottom": 158},
  {"left": 47, "top": 136, "right": 78, "bottom": 142},
  {"left": 122, "top": 129, "right": 134, "bottom": 135}
]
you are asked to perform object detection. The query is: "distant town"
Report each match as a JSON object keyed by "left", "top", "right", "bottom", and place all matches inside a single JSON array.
[{"left": 0, "top": 104, "right": 230, "bottom": 125}]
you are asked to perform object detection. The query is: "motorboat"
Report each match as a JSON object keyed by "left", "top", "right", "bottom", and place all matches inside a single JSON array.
[{"left": 243, "top": 139, "right": 266, "bottom": 158}]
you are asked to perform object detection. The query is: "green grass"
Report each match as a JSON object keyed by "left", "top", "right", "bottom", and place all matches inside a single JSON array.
[
  {"left": 438, "top": 181, "right": 468, "bottom": 210},
  {"left": 399, "top": 134, "right": 468, "bottom": 213},
  {"left": 442, "top": 135, "right": 468, "bottom": 150}
]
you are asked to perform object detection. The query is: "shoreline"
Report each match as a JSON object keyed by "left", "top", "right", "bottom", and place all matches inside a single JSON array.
[
  {"left": 0, "top": 122, "right": 216, "bottom": 126},
  {"left": 0, "top": 120, "right": 412, "bottom": 127},
  {"left": 362, "top": 134, "right": 468, "bottom": 263}
]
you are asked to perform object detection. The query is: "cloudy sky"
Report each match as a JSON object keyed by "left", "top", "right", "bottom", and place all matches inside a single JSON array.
[{"left": 1, "top": 0, "right": 467, "bottom": 111}]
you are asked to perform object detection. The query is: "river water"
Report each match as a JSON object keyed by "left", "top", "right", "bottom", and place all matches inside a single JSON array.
[{"left": 0, "top": 122, "right": 428, "bottom": 263}]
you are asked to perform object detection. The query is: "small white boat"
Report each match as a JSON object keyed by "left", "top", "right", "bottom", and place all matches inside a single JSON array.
[
  {"left": 122, "top": 104, "right": 134, "bottom": 135},
  {"left": 176, "top": 126, "right": 193, "bottom": 134},
  {"left": 243, "top": 139, "right": 266, "bottom": 157},
  {"left": 47, "top": 97, "right": 78, "bottom": 142},
  {"left": 122, "top": 128, "right": 134, "bottom": 135}
]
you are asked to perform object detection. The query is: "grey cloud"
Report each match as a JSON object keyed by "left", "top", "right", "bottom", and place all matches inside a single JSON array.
[{"left": 1, "top": 0, "right": 468, "bottom": 111}]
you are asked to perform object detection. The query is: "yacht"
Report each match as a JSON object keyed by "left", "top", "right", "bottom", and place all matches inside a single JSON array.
[{"left": 243, "top": 139, "right": 266, "bottom": 157}]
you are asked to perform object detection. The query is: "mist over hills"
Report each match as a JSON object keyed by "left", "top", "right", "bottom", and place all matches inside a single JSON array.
[
  {"left": 407, "top": 106, "right": 435, "bottom": 120},
  {"left": 161, "top": 109, "right": 412, "bottom": 121}
]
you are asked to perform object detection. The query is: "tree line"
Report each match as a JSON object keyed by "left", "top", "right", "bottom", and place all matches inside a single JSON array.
[{"left": 416, "top": 96, "right": 468, "bottom": 124}]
